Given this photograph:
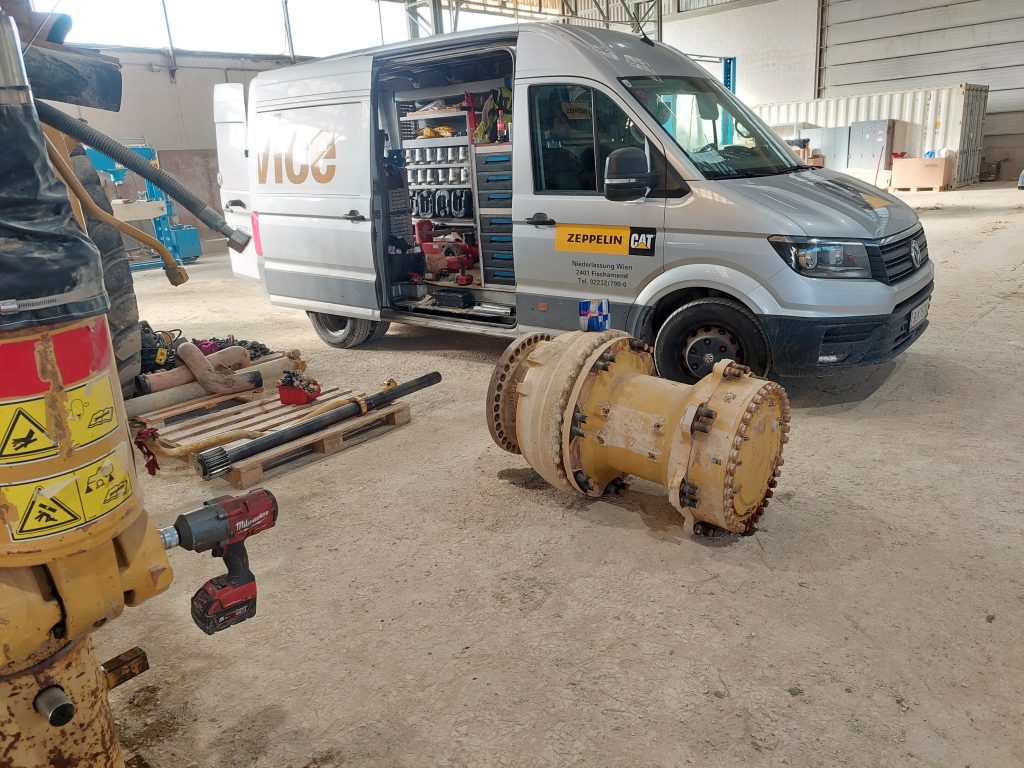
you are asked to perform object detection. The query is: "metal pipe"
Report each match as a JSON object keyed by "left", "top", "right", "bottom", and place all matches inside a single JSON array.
[
  {"left": 158, "top": 0, "right": 178, "bottom": 80},
  {"left": 124, "top": 353, "right": 301, "bottom": 418},
  {"left": 196, "top": 372, "right": 442, "bottom": 479},
  {"left": 282, "top": 0, "right": 296, "bottom": 63},
  {"left": 34, "top": 686, "right": 75, "bottom": 727}
]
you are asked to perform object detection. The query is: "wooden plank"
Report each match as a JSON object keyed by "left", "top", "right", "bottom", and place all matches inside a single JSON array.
[
  {"left": 134, "top": 388, "right": 272, "bottom": 429},
  {"left": 223, "top": 402, "right": 411, "bottom": 490},
  {"left": 156, "top": 387, "right": 355, "bottom": 444}
]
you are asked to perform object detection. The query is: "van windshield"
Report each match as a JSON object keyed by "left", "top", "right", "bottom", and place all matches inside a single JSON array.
[{"left": 621, "top": 76, "right": 803, "bottom": 180}]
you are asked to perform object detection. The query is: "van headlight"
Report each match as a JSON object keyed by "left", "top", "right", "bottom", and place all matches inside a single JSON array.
[{"left": 769, "top": 236, "right": 872, "bottom": 279}]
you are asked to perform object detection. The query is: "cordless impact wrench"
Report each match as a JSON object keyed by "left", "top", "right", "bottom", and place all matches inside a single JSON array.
[{"left": 160, "top": 489, "right": 278, "bottom": 634}]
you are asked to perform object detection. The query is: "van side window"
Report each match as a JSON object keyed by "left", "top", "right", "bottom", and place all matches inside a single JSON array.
[
  {"left": 530, "top": 84, "right": 598, "bottom": 193},
  {"left": 530, "top": 84, "right": 683, "bottom": 196}
]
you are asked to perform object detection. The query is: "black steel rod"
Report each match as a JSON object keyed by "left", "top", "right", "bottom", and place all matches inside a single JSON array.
[{"left": 196, "top": 372, "right": 441, "bottom": 478}]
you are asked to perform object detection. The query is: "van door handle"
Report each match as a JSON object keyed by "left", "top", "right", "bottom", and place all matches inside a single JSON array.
[
  {"left": 525, "top": 213, "right": 556, "bottom": 226},
  {"left": 342, "top": 210, "right": 367, "bottom": 222},
  {"left": 224, "top": 199, "right": 246, "bottom": 212}
]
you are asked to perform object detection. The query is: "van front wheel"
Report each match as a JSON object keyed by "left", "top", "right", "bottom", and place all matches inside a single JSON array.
[
  {"left": 654, "top": 298, "right": 769, "bottom": 383},
  {"left": 307, "top": 312, "right": 385, "bottom": 349}
]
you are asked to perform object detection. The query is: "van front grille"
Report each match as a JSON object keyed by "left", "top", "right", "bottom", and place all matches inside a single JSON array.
[{"left": 869, "top": 229, "right": 929, "bottom": 285}]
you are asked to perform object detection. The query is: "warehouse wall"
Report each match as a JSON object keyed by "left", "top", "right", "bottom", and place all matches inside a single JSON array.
[
  {"left": 820, "top": 0, "right": 1024, "bottom": 179},
  {"left": 662, "top": 0, "right": 819, "bottom": 107},
  {"left": 52, "top": 48, "right": 291, "bottom": 243}
]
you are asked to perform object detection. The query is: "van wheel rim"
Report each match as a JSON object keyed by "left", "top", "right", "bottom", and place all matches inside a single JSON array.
[
  {"left": 319, "top": 315, "right": 348, "bottom": 334},
  {"left": 683, "top": 326, "right": 741, "bottom": 377}
]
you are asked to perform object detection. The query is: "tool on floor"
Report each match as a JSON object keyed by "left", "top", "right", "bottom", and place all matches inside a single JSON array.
[
  {"left": 487, "top": 331, "right": 791, "bottom": 536},
  {"left": 160, "top": 490, "right": 278, "bottom": 635},
  {"left": 195, "top": 371, "right": 442, "bottom": 479}
]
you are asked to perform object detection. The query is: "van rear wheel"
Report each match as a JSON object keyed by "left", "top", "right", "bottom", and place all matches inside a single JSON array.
[
  {"left": 654, "top": 298, "right": 769, "bottom": 384},
  {"left": 307, "top": 312, "right": 384, "bottom": 349}
]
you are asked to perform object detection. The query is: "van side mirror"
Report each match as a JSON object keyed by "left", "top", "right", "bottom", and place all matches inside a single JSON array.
[{"left": 604, "top": 147, "right": 660, "bottom": 201}]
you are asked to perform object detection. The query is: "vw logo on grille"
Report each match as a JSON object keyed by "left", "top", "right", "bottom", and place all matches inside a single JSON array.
[{"left": 910, "top": 239, "right": 923, "bottom": 268}]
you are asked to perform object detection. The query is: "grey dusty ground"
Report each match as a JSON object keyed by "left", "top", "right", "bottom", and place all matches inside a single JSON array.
[{"left": 100, "top": 182, "right": 1024, "bottom": 768}]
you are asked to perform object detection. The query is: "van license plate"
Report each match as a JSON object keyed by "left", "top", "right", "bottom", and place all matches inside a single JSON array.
[{"left": 909, "top": 299, "right": 929, "bottom": 331}]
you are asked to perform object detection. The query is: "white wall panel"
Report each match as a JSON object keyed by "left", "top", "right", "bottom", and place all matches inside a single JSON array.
[
  {"left": 824, "top": 42, "right": 1024, "bottom": 88},
  {"left": 59, "top": 49, "right": 291, "bottom": 150},
  {"left": 827, "top": 20, "right": 1023, "bottom": 66},
  {"left": 825, "top": 0, "right": 1023, "bottom": 45},
  {"left": 662, "top": 0, "right": 819, "bottom": 106},
  {"left": 827, "top": 0, "right": 962, "bottom": 25}
]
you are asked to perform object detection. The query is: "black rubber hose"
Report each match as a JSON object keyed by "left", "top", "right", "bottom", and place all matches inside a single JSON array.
[
  {"left": 34, "top": 99, "right": 251, "bottom": 253},
  {"left": 195, "top": 372, "right": 442, "bottom": 479}
]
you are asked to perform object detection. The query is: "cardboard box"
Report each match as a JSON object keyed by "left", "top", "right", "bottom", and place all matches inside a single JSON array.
[
  {"left": 889, "top": 157, "right": 952, "bottom": 190},
  {"left": 805, "top": 155, "right": 826, "bottom": 167}
]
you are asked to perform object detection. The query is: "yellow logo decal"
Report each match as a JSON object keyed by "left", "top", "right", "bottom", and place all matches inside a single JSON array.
[
  {"left": 555, "top": 224, "right": 657, "bottom": 257},
  {"left": 2, "top": 444, "right": 134, "bottom": 540},
  {"left": 0, "top": 374, "right": 120, "bottom": 465}
]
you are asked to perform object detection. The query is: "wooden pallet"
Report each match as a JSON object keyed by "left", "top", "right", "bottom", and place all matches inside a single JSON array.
[
  {"left": 889, "top": 186, "right": 948, "bottom": 193},
  {"left": 146, "top": 386, "right": 411, "bottom": 489},
  {"left": 132, "top": 387, "right": 271, "bottom": 429}
]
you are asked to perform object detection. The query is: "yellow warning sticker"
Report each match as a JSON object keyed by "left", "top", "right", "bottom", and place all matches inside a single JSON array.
[
  {"left": 1, "top": 443, "right": 134, "bottom": 540},
  {"left": 555, "top": 224, "right": 657, "bottom": 257},
  {"left": 0, "top": 374, "right": 119, "bottom": 465}
]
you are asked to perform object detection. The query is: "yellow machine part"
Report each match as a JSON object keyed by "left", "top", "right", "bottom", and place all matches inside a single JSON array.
[
  {"left": 487, "top": 330, "right": 791, "bottom": 535},
  {"left": 0, "top": 636, "right": 126, "bottom": 767},
  {"left": 0, "top": 315, "right": 172, "bottom": 673}
]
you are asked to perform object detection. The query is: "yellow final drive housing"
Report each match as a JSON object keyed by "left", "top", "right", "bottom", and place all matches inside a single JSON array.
[{"left": 487, "top": 330, "right": 791, "bottom": 535}]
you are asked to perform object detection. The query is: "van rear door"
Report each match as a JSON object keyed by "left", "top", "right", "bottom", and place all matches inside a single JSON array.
[
  {"left": 252, "top": 58, "right": 380, "bottom": 319},
  {"left": 214, "top": 83, "right": 259, "bottom": 280}
]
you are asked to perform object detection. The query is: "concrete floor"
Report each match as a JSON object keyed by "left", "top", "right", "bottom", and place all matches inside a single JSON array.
[{"left": 103, "top": 183, "right": 1024, "bottom": 768}]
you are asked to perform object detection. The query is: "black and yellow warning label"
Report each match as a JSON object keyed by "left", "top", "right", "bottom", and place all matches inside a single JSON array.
[
  {"left": 555, "top": 224, "right": 656, "bottom": 257},
  {"left": 0, "top": 374, "right": 119, "bottom": 465},
  {"left": 1, "top": 443, "right": 134, "bottom": 540}
]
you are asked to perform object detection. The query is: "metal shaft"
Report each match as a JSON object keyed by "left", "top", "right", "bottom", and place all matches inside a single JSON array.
[{"left": 196, "top": 372, "right": 442, "bottom": 478}]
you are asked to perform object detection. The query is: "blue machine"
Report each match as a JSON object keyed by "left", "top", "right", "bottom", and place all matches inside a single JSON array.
[{"left": 84, "top": 144, "right": 202, "bottom": 271}]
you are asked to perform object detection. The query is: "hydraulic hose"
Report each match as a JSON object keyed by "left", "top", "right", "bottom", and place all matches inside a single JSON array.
[
  {"left": 34, "top": 99, "right": 251, "bottom": 253},
  {"left": 45, "top": 136, "right": 188, "bottom": 286},
  {"left": 196, "top": 371, "right": 442, "bottom": 479}
]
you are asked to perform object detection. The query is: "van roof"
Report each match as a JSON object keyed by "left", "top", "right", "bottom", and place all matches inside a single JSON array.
[{"left": 253, "top": 23, "right": 708, "bottom": 88}]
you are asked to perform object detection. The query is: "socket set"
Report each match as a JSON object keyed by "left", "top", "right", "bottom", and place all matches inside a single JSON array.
[{"left": 403, "top": 146, "right": 469, "bottom": 167}]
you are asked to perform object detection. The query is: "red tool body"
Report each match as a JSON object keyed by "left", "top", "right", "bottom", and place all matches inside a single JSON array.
[{"left": 164, "top": 490, "right": 278, "bottom": 634}]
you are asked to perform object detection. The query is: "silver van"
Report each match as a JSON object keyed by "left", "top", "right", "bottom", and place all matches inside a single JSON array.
[{"left": 214, "top": 23, "right": 933, "bottom": 383}]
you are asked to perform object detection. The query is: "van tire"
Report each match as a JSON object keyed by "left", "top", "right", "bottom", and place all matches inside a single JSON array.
[
  {"left": 365, "top": 321, "right": 391, "bottom": 343},
  {"left": 654, "top": 297, "right": 769, "bottom": 384},
  {"left": 307, "top": 312, "right": 380, "bottom": 349}
]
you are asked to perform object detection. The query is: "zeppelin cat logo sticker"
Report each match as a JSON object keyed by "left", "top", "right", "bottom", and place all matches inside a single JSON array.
[{"left": 555, "top": 224, "right": 656, "bottom": 256}]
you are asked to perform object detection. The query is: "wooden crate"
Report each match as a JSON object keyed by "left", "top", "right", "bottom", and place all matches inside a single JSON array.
[{"left": 144, "top": 386, "right": 411, "bottom": 489}]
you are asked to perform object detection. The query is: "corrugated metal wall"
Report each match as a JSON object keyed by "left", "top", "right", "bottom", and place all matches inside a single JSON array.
[
  {"left": 821, "top": 0, "right": 1024, "bottom": 176},
  {"left": 753, "top": 83, "right": 990, "bottom": 187}
]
